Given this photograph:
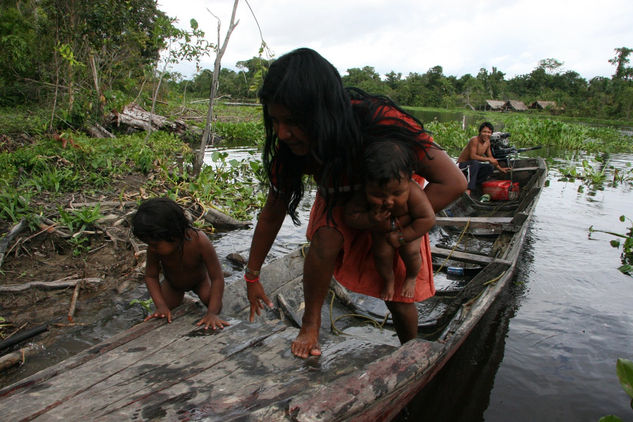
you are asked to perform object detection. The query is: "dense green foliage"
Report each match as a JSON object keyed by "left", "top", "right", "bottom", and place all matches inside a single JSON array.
[
  {"left": 2, "top": 1, "right": 632, "bottom": 129},
  {"left": 0, "top": 131, "right": 264, "bottom": 229},
  {"left": 0, "top": 0, "right": 207, "bottom": 129}
]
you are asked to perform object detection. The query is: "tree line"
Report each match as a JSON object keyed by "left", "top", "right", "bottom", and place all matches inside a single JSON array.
[
  {"left": 180, "top": 51, "right": 633, "bottom": 121},
  {"left": 2, "top": 0, "right": 632, "bottom": 131}
]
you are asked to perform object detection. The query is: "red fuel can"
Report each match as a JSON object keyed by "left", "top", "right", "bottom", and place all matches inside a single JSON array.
[{"left": 481, "top": 180, "right": 520, "bottom": 200}]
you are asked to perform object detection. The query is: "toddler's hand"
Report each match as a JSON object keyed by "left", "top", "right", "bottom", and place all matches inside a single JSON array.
[
  {"left": 144, "top": 304, "right": 172, "bottom": 323},
  {"left": 197, "top": 313, "right": 230, "bottom": 330}
]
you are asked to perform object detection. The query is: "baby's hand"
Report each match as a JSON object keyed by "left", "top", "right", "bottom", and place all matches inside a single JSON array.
[
  {"left": 144, "top": 304, "right": 172, "bottom": 323},
  {"left": 197, "top": 313, "right": 230, "bottom": 330},
  {"left": 369, "top": 207, "right": 391, "bottom": 230}
]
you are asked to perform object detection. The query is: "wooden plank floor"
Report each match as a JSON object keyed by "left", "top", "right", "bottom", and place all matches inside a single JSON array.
[{"left": 0, "top": 299, "right": 397, "bottom": 421}]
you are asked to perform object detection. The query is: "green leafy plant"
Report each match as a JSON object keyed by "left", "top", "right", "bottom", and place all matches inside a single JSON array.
[
  {"left": 58, "top": 205, "right": 104, "bottom": 234},
  {"left": 588, "top": 215, "right": 633, "bottom": 275},
  {"left": 0, "top": 190, "right": 32, "bottom": 223},
  {"left": 68, "top": 236, "right": 90, "bottom": 257},
  {"left": 130, "top": 298, "right": 154, "bottom": 316},
  {"left": 599, "top": 358, "right": 633, "bottom": 422}
]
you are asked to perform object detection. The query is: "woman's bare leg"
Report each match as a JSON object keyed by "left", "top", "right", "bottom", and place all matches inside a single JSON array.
[
  {"left": 385, "top": 301, "right": 418, "bottom": 344},
  {"left": 291, "top": 226, "right": 343, "bottom": 358}
]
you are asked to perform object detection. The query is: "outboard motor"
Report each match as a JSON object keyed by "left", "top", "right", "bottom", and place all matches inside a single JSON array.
[
  {"left": 490, "top": 132, "right": 542, "bottom": 167},
  {"left": 490, "top": 132, "right": 514, "bottom": 166}
]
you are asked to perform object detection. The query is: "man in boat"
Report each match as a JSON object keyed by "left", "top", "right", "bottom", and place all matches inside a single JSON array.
[{"left": 457, "top": 122, "right": 508, "bottom": 195}]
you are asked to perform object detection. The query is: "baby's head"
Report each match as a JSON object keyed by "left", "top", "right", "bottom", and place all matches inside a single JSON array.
[
  {"left": 363, "top": 140, "right": 415, "bottom": 187},
  {"left": 131, "top": 197, "right": 190, "bottom": 244}
]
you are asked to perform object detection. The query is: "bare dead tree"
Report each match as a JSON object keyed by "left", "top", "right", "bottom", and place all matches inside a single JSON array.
[{"left": 193, "top": 0, "right": 240, "bottom": 177}]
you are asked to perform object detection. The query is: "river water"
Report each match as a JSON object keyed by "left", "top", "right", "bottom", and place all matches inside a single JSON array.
[
  {"left": 211, "top": 146, "right": 633, "bottom": 421},
  {"left": 2, "top": 134, "right": 632, "bottom": 421}
]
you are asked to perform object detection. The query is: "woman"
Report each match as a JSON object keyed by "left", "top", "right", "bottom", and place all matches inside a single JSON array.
[{"left": 244, "top": 48, "right": 466, "bottom": 358}]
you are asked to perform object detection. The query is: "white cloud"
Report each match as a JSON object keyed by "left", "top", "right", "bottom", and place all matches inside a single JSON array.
[{"left": 159, "top": 0, "right": 633, "bottom": 80}]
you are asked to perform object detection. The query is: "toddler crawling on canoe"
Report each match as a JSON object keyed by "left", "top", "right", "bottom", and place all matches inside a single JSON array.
[{"left": 131, "top": 197, "right": 229, "bottom": 330}]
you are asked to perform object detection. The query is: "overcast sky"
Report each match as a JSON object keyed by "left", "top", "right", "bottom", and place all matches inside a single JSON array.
[{"left": 158, "top": 0, "right": 633, "bottom": 81}]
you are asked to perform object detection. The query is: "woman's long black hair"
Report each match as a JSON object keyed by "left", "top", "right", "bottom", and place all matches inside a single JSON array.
[
  {"left": 347, "top": 87, "right": 441, "bottom": 164},
  {"left": 258, "top": 48, "right": 440, "bottom": 224},
  {"left": 259, "top": 48, "right": 361, "bottom": 224}
]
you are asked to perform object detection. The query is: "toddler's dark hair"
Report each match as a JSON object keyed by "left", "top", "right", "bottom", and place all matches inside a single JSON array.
[
  {"left": 363, "top": 141, "right": 415, "bottom": 187},
  {"left": 131, "top": 197, "right": 192, "bottom": 243}
]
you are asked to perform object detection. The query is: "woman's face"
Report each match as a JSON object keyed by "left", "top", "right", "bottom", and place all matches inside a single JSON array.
[{"left": 267, "top": 103, "right": 311, "bottom": 156}]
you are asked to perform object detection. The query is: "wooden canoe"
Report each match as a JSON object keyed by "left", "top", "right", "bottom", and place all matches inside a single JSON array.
[{"left": 0, "top": 157, "right": 547, "bottom": 421}]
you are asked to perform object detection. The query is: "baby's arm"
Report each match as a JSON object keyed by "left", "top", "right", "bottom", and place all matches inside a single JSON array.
[
  {"left": 388, "top": 182, "right": 435, "bottom": 247},
  {"left": 144, "top": 252, "right": 172, "bottom": 322},
  {"left": 197, "top": 232, "right": 229, "bottom": 329}
]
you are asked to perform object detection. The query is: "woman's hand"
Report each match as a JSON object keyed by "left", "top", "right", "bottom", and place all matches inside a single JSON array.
[{"left": 247, "top": 280, "right": 274, "bottom": 322}]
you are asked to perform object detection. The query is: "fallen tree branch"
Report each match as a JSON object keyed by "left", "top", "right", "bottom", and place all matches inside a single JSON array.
[
  {"left": 67, "top": 200, "right": 136, "bottom": 209},
  {"left": 0, "top": 277, "right": 102, "bottom": 293},
  {"left": 0, "top": 325, "right": 48, "bottom": 351},
  {"left": 203, "top": 207, "right": 250, "bottom": 230},
  {"left": 0, "top": 220, "right": 26, "bottom": 269},
  {"left": 0, "top": 344, "right": 41, "bottom": 372},
  {"left": 67, "top": 282, "right": 81, "bottom": 322},
  {"left": 85, "top": 123, "right": 115, "bottom": 139},
  {"left": 108, "top": 103, "right": 188, "bottom": 134}
]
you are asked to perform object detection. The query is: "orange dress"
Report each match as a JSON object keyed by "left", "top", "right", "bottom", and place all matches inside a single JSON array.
[{"left": 306, "top": 173, "right": 435, "bottom": 303}]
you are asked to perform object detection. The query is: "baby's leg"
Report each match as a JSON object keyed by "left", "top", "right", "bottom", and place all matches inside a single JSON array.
[
  {"left": 161, "top": 277, "right": 186, "bottom": 309},
  {"left": 372, "top": 232, "right": 395, "bottom": 301},
  {"left": 399, "top": 237, "right": 422, "bottom": 298}
]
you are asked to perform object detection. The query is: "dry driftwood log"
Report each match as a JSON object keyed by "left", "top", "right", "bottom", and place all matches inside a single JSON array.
[
  {"left": 0, "top": 220, "right": 26, "bottom": 268},
  {"left": 203, "top": 207, "right": 250, "bottom": 230},
  {"left": 108, "top": 103, "right": 188, "bottom": 134},
  {"left": 0, "top": 277, "right": 102, "bottom": 293},
  {"left": 0, "top": 344, "right": 41, "bottom": 372},
  {"left": 85, "top": 122, "right": 115, "bottom": 138}
]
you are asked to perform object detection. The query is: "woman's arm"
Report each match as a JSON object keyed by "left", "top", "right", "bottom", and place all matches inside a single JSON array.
[
  {"left": 417, "top": 147, "right": 467, "bottom": 212},
  {"left": 245, "top": 188, "right": 287, "bottom": 321}
]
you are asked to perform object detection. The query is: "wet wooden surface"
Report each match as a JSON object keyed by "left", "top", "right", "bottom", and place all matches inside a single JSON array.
[
  {"left": 0, "top": 298, "right": 401, "bottom": 421},
  {"left": 0, "top": 159, "right": 547, "bottom": 421}
]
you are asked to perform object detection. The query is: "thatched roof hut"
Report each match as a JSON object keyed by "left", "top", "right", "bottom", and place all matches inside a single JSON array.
[
  {"left": 505, "top": 100, "right": 528, "bottom": 111},
  {"left": 484, "top": 100, "right": 506, "bottom": 111},
  {"left": 530, "top": 101, "right": 558, "bottom": 110}
]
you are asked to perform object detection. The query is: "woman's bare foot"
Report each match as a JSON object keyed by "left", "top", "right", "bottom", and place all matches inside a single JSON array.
[{"left": 291, "top": 325, "right": 321, "bottom": 358}]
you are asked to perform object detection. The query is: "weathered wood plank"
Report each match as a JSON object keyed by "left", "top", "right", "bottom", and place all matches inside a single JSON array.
[
  {"left": 0, "top": 301, "right": 199, "bottom": 400},
  {"left": 43, "top": 319, "right": 289, "bottom": 420},
  {"left": 434, "top": 216, "right": 513, "bottom": 228},
  {"left": 0, "top": 305, "right": 214, "bottom": 420},
  {"left": 431, "top": 246, "right": 512, "bottom": 266},
  {"left": 95, "top": 327, "right": 395, "bottom": 420},
  {"left": 222, "top": 248, "right": 306, "bottom": 318},
  {"left": 286, "top": 339, "right": 443, "bottom": 422}
]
